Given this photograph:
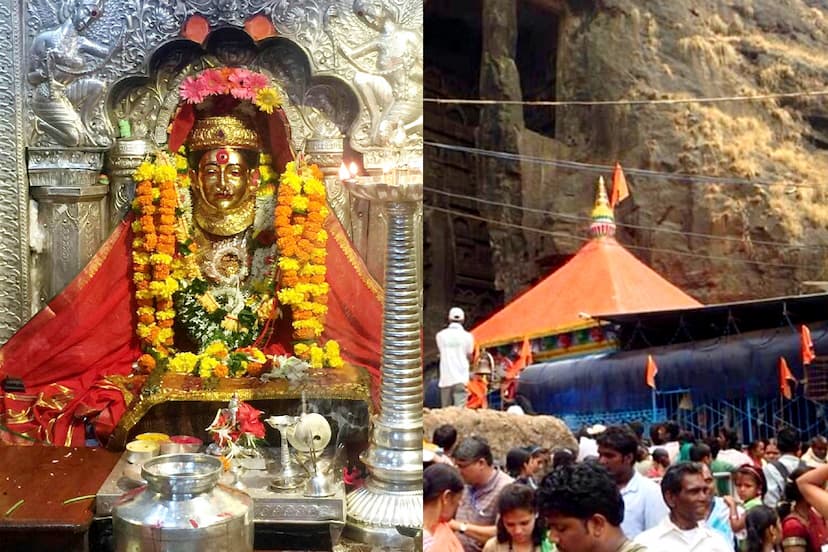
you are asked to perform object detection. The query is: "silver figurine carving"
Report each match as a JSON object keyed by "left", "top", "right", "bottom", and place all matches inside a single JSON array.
[{"left": 27, "top": 0, "right": 117, "bottom": 146}]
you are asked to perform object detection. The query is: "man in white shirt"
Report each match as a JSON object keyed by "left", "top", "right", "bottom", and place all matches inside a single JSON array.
[
  {"left": 801, "top": 435, "right": 827, "bottom": 468},
  {"left": 635, "top": 462, "right": 733, "bottom": 552},
  {"left": 597, "top": 426, "right": 668, "bottom": 538},
  {"left": 436, "top": 307, "right": 475, "bottom": 407},
  {"left": 763, "top": 427, "right": 803, "bottom": 508},
  {"left": 716, "top": 427, "right": 753, "bottom": 467}
]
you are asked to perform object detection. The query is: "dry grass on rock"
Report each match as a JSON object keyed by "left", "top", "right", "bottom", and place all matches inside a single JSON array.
[{"left": 424, "top": 407, "right": 578, "bottom": 464}]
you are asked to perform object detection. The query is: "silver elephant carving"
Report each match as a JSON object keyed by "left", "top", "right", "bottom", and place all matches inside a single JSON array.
[{"left": 28, "top": 0, "right": 117, "bottom": 146}]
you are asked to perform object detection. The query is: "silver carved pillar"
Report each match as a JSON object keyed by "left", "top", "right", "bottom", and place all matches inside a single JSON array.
[
  {"left": 107, "top": 138, "right": 155, "bottom": 231},
  {"left": 342, "top": 172, "right": 422, "bottom": 550},
  {"left": 27, "top": 147, "right": 109, "bottom": 308}
]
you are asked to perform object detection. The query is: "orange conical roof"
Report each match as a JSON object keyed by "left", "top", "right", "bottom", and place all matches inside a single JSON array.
[{"left": 472, "top": 177, "right": 702, "bottom": 348}]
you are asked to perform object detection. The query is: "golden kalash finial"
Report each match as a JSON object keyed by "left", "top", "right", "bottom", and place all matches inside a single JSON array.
[{"left": 589, "top": 176, "right": 616, "bottom": 239}]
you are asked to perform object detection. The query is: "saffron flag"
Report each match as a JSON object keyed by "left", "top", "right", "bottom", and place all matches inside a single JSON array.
[
  {"left": 778, "top": 357, "right": 796, "bottom": 400},
  {"left": 610, "top": 162, "right": 630, "bottom": 207},
  {"left": 507, "top": 337, "right": 533, "bottom": 379},
  {"left": 801, "top": 325, "right": 816, "bottom": 366},
  {"left": 645, "top": 354, "right": 658, "bottom": 389}
]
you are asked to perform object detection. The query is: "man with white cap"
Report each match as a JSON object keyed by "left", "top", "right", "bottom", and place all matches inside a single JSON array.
[{"left": 436, "top": 307, "right": 475, "bottom": 407}]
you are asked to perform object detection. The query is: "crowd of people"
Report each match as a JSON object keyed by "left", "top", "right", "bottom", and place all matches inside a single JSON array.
[{"left": 423, "top": 421, "right": 828, "bottom": 552}]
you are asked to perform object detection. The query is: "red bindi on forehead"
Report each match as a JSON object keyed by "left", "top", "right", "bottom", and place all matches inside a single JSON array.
[{"left": 214, "top": 149, "right": 230, "bottom": 165}]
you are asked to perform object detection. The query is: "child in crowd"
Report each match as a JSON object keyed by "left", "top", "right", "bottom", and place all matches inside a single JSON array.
[
  {"left": 728, "top": 464, "right": 767, "bottom": 545},
  {"left": 483, "top": 483, "right": 552, "bottom": 552},
  {"left": 743, "top": 505, "right": 782, "bottom": 552}
]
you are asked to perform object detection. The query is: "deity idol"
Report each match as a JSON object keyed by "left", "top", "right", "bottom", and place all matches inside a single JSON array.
[{"left": 0, "top": 67, "right": 383, "bottom": 446}]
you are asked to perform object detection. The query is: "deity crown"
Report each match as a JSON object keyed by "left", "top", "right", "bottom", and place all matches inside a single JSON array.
[{"left": 188, "top": 116, "right": 261, "bottom": 152}]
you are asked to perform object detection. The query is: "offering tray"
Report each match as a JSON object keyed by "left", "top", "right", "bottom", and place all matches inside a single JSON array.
[{"left": 96, "top": 449, "right": 346, "bottom": 526}]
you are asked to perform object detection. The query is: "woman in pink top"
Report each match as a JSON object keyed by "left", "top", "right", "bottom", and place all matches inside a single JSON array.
[{"left": 424, "top": 463, "right": 465, "bottom": 551}]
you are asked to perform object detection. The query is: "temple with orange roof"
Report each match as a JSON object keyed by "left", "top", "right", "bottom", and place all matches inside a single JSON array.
[{"left": 472, "top": 177, "right": 702, "bottom": 364}]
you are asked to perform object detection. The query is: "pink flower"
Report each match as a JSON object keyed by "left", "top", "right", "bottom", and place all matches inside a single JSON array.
[
  {"left": 200, "top": 68, "right": 230, "bottom": 96},
  {"left": 228, "top": 67, "right": 253, "bottom": 86},
  {"left": 180, "top": 76, "right": 207, "bottom": 104},
  {"left": 229, "top": 84, "right": 255, "bottom": 100},
  {"left": 228, "top": 68, "right": 258, "bottom": 100},
  {"left": 245, "top": 72, "right": 269, "bottom": 92}
]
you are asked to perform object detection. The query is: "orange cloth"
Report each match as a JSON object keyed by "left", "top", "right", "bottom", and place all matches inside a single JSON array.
[
  {"left": 424, "top": 522, "right": 464, "bottom": 552},
  {"left": 610, "top": 161, "right": 630, "bottom": 207},
  {"left": 779, "top": 357, "right": 796, "bottom": 400},
  {"left": 467, "top": 377, "right": 488, "bottom": 409},
  {"left": 645, "top": 354, "right": 659, "bottom": 389},
  {"left": 802, "top": 324, "right": 816, "bottom": 366}
]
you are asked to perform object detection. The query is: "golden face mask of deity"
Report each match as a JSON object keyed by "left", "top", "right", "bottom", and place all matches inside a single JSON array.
[
  {"left": 191, "top": 147, "right": 257, "bottom": 236},
  {"left": 188, "top": 115, "right": 261, "bottom": 237},
  {"left": 195, "top": 148, "right": 251, "bottom": 213}
]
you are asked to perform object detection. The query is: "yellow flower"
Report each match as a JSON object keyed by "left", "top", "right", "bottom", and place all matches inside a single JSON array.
[
  {"left": 294, "top": 343, "right": 310, "bottom": 356},
  {"left": 155, "top": 164, "right": 177, "bottom": 183},
  {"left": 291, "top": 195, "right": 309, "bottom": 212},
  {"left": 309, "top": 345, "right": 324, "bottom": 369},
  {"left": 150, "top": 253, "right": 173, "bottom": 265},
  {"left": 137, "top": 306, "right": 155, "bottom": 317},
  {"left": 302, "top": 179, "right": 325, "bottom": 197},
  {"left": 199, "top": 356, "right": 219, "bottom": 378},
  {"left": 134, "top": 161, "right": 155, "bottom": 182},
  {"left": 282, "top": 172, "right": 302, "bottom": 193},
  {"left": 316, "top": 229, "right": 328, "bottom": 242},
  {"left": 292, "top": 224, "right": 304, "bottom": 236},
  {"left": 324, "top": 340, "right": 340, "bottom": 357},
  {"left": 259, "top": 165, "right": 272, "bottom": 182},
  {"left": 156, "top": 309, "right": 175, "bottom": 321},
  {"left": 136, "top": 325, "right": 153, "bottom": 338},
  {"left": 204, "top": 341, "right": 230, "bottom": 359},
  {"left": 169, "top": 352, "right": 198, "bottom": 374},
  {"left": 277, "top": 288, "right": 305, "bottom": 305},
  {"left": 278, "top": 257, "right": 300, "bottom": 271},
  {"left": 175, "top": 154, "right": 188, "bottom": 172},
  {"left": 253, "top": 87, "right": 282, "bottom": 114},
  {"left": 220, "top": 317, "right": 239, "bottom": 332},
  {"left": 131, "top": 220, "right": 142, "bottom": 233}
]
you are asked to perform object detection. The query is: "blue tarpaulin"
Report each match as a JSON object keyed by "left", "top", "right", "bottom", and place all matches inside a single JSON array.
[{"left": 518, "top": 323, "right": 828, "bottom": 415}]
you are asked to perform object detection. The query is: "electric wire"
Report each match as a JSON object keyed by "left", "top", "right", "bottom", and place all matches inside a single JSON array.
[
  {"left": 424, "top": 186, "right": 820, "bottom": 250},
  {"left": 424, "top": 89, "right": 828, "bottom": 107},
  {"left": 425, "top": 141, "right": 815, "bottom": 188},
  {"left": 426, "top": 205, "right": 806, "bottom": 270}
]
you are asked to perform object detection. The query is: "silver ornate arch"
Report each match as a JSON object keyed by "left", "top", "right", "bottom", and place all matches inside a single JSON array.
[{"left": 1, "top": 0, "right": 422, "bottom": 340}]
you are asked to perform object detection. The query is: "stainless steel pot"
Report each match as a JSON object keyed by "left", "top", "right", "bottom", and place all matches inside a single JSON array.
[{"left": 112, "top": 453, "right": 253, "bottom": 551}]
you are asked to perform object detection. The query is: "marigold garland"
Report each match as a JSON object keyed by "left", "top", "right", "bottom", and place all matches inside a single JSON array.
[
  {"left": 275, "top": 160, "right": 342, "bottom": 369},
  {"left": 130, "top": 68, "right": 342, "bottom": 377}
]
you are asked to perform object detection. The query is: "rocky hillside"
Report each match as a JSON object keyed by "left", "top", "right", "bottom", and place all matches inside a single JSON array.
[{"left": 481, "top": 0, "right": 828, "bottom": 303}]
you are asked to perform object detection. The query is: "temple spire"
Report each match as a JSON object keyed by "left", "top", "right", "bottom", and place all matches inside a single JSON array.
[{"left": 589, "top": 176, "right": 616, "bottom": 239}]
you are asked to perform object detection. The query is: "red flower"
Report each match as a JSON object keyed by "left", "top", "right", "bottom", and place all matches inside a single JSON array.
[
  {"left": 236, "top": 402, "right": 265, "bottom": 439},
  {"left": 263, "top": 343, "right": 287, "bottom": 357}
]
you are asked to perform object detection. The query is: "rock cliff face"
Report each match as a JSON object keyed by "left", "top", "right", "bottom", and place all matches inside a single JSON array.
[
  {"left": 424, "top": 0, "right": 828, "bottom": 363},
  {"left": 473, "top": 0, "right": 828, "bottom": 305}
]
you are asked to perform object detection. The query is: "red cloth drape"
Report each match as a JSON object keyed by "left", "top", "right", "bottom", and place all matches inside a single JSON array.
[
  {"left": 0, "top": 219, "right": 140, "bottom": 445},
  {"left": 0, "top": 213, "right": 382, "bottom": 446}
]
